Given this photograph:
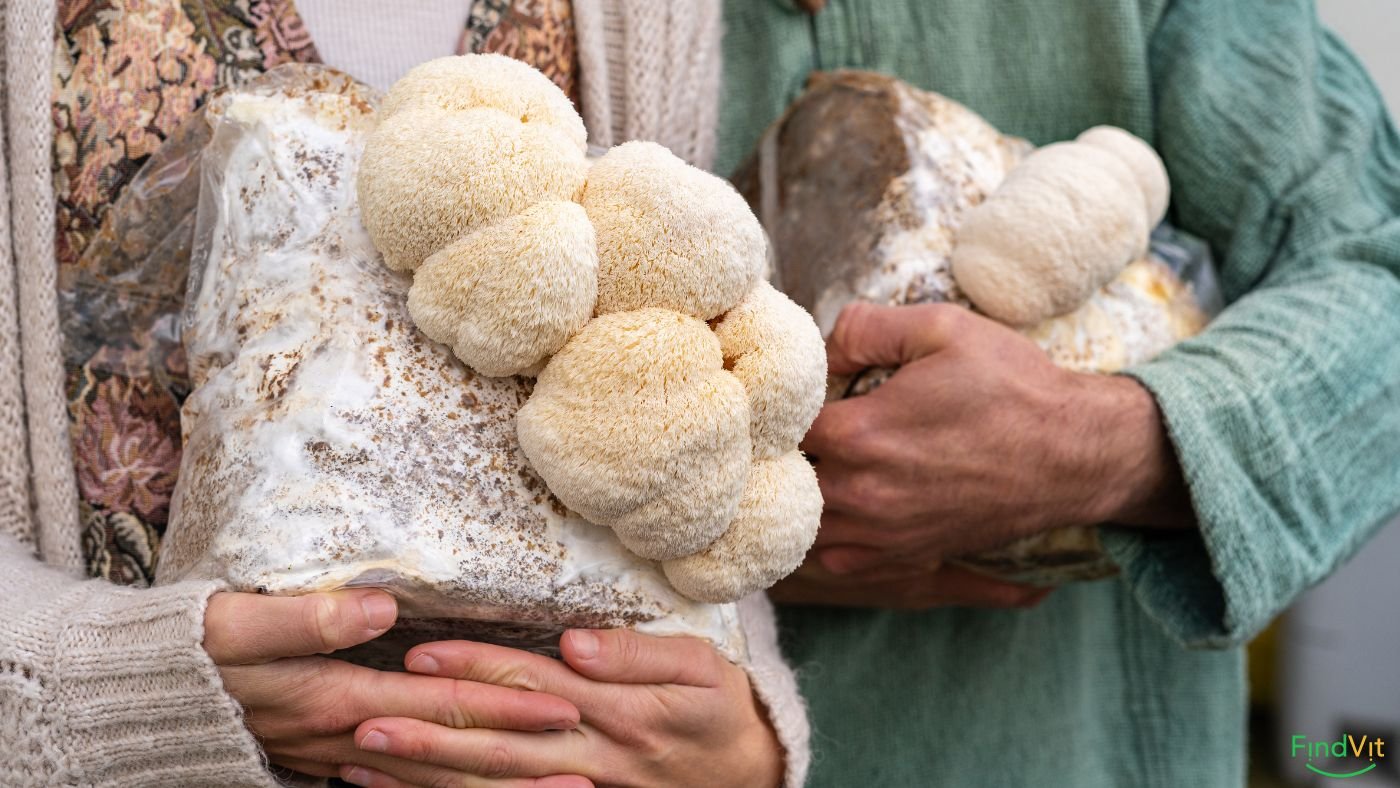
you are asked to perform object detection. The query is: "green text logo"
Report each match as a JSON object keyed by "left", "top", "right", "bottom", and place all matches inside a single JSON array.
[{"left": 1291, "top": 733, "right": 1387, "bottom": 779}]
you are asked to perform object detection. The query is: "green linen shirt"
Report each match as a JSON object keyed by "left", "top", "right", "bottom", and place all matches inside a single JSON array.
[{"left": 718, "top": 1, "right": 1400, "bottom": 786}]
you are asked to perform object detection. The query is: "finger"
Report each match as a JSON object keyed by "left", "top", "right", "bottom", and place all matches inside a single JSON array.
[
  {"left": 260, "top": 734, "right": 377, "bottom": 777},
  {"left": 799, "top": 398, "right": 877, "bottom": 462},
  {"left": 799, "top": 549, "right": 941, "bottom": 585},
  {"left": 266, "top": 755, "right": 341, "bottom": 779},
  {"left": 812, "top": 466, "right": 895, "bottom": 521},
  {"left": 814, "top": 545, "right": 940, "bottom": 577},
  {"left": 826, "top": 302, "right": 963, "bottom": 375},
  {"left": 914, "top": 566, "right": 1052, "bottom": 609},
  {"left": 560, "top": 630, "right": 724, "bottom": 687},
  {"left": 811, "top": 511, "right": 897, "bottom": 550},
  {"left": 360, "top": 670, "right": 581, "bottom": 732},
  {"left": 341, "top": 764, "right": 593, "bottom": 788},
  {"left": 204, "top": 589, "right": 397, "bottom": 665},
  {"left": 267, "top": 732, "right": 595, "bottom": 788},
  {"left": 353, "top": 718, "right": 593, "bottom": 779},
  {"left": 767, "top": 571, "right": 885, "bottom": 607},
  {"left": 407, "top": 641, "right": 595, "bottom": 704},
  {"left": 407, "top": 642, "right": 649, "bottom": 725},
  {"left": 225, "top": 658, "right": 580, "bottom": 735}
]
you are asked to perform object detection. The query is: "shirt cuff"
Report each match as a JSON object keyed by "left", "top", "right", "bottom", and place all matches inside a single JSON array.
[
  {"left": 1102, "top": 362, "right": 1266, "bottom": 649},
  {"left": 738, "top": 592, "right": 811, "bottom": 788},
  {"left": 40, "top": 577, "right": 278, "bottom": 786}
]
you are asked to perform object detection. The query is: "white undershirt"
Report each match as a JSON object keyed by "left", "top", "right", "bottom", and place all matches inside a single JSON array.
[{"left": 295, "top": 0, "right": 467, "bottom": 91}]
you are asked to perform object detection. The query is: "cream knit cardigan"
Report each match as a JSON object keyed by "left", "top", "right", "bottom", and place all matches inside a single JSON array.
[{"left": 0, "top": 1, "right": 809, "bottom": 785}]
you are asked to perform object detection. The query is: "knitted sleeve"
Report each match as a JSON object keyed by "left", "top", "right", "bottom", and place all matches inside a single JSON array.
[
  {"left": 738, "top": 592, "right": 811, "bottom": 788},
  {"left": 1102, "top": 0, "right": 1400, "bottom": 648},
  {"left": 0, "top": 535, "right": 276, "bottom": 787},
  {"left": 574, "top": 0, "right": 723, "bottom": 169}
]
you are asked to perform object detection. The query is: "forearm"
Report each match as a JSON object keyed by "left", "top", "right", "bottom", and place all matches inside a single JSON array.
[
  {"left": 0, "top": 536, "right": 274, "bottom": 787},
  {"left": 1073, "top": 373, "right": 1195, "bottom": 530},
  {"left": 964, "top": 367, "right": 1194, "bottom": 537}
]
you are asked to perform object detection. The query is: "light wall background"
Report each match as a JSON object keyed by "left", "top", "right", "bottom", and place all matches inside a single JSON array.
[{"left": 1276, "top": 7, "right": 1399, "bottom": 788}]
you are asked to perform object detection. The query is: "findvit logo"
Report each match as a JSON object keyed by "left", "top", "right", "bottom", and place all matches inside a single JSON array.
[{"left": 1291, "top": 733, "right": 1387, "bottom": 779}]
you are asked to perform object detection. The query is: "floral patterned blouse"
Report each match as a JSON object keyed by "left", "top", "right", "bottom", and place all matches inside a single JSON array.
[{"left": 52, "top": 0, "right": 579, "bottom": 585}]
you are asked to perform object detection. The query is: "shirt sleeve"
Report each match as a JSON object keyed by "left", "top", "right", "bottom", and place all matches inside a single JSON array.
[
  {"left": 0, "top": 536, "right": 278, "bottom": 786},
  {"left": 1100, "top": 0, "right": 1400, "bottom": 648},
  {"left": 738, "top": 592, "right": 811, "bottom": 788}
]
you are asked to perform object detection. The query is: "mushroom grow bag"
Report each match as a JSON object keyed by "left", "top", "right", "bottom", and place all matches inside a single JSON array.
[
  {"left": 735, "top": 71, "right": 1222, "bottom": 585},
  {"left": 155, "top": 66, "right": 744, "bottom": 659}
]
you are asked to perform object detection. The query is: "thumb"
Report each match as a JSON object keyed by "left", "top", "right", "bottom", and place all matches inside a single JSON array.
[
  {"left": 560, "top": 629, "right": 726, "bottom": 687},
  {"left": 203, "top": 588, "right": 397, "bottom": 665},
  {"left": 827, "top": 302, "right": 964, "bottom": 375}
]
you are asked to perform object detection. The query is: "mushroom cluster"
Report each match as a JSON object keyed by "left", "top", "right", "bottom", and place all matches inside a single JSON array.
[
  {"left": 951, "top": 126, "right": 1171, "bottom": 327},
  {"left": 357, "top": 55, "right": 826, "bottom": 603}
]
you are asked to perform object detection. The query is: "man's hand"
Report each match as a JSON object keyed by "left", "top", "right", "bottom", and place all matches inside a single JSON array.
[
  {"left": 797, "top": 302, "right": 1191, "bottom": 583},
  {"left": 336, "top": 630, "right": 783, "bottom": 788},
  {"left": 205, "top": 589, "right": 586, "bottom": 784}
]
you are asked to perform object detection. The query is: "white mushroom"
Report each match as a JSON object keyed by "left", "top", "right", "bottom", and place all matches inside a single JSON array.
[
  {"left": 663, "top": 451, "right": 822, "bottom": 603},
  {"left": 582, "top": 141, "right": 766, "bottom": 320},
  {"left": 380, "top": 54, "right": 587, "bottom": 153},
  {"left": 516, "top": 309, "right": 752, "bottom": 560},
  {"left": 950, "top": 127, "right": 1169, "bottom": 327},
  {"left": 360, "top": 56, "right": 831, "bottom": 596},
  {"left": 407, "top": 200, "right": 598, "bottom": 377},
  {"left": 713, "top": 281, "right": 827, "bottom": 459},
  {"left": 1076, "top": 126, "right": 1169, "bottom": 225},
  {"left": 357, "top": 108, "right": 587, "bottom": 272}
]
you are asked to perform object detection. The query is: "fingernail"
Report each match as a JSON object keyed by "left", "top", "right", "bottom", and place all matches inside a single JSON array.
[
  {"left": 361, "top": 593, "right": 396, "bottom": 633},
  {"left": 547, "top": 718, "right": 578, "bottom": 731},
  {"left": 358, "top": 729, "right": 389, "bottom": 753},
  {"left": 343, "top": 766, "right": 372, "bottom": 786},
  {"left": 406, "top": 651, "right": 440, "bottom": 674},
  {"left": 569, "top": 630, "right": 599, "bottom": 660}
]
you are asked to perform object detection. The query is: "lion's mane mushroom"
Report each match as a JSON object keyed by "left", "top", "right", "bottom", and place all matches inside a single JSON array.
[
  {"left": 359, "top": 54, "right": 831, "bottom": 605},
  {"left": 713, "top": 281, "right": 827, "bottom": 459},
  {"left": 379, "top": 53, "right": 588, "bottom": 152},
  {"left": 663, "top": 451, "right": 822, "bottom": 603},
  {"left": 1076, "top": 126, "right": 1169, "bottom": 222},
  {"left": 516, "top": 308, "right": 753, "bottom": 561},
  {"left": 582, "top": 141, "right": 767, "bottom": 320},
  {"left": 950, "top": 125, "right": 1170, "bottom": 327},
  {"left": 356, "top": 50, "right": 591, "bottom": 278},
  {"left": 407, "top": 200, "right": 598, "bottom": 377},
  {"left": 358, "top": 108, "right": 586, "bottom": 273}
]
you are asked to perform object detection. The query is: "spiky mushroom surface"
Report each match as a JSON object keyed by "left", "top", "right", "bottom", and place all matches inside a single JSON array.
[
  {"left": 663, "top": 451, "right": 822, "bottom": 603},
  {"left": 582, "top": 141, "right": 766, "bottom": 320},
  {"left": 358, "top": 55, "right": 829, "bottom": 605},
  {"left": 379, "top": 53, "right": 588, "bottom": 152},
  {"left": 516, "top": 309, "right": 753, "bottom": 561},
  {"left": 357, "top": 108, "right": 587, "bottom": 273},
  {"left": 714, "top": 281, "right": 827, "bottom": 459},
  {"left": 407, "top": 200, "right": 598, "bottom": 377}
]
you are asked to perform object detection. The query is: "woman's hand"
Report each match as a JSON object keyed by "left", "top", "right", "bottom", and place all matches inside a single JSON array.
[
  {"left": 337, "top": 629, "right": 784, "bottom": 788},
  {"left": 204, "top": 589, "right": 586, "bottom": 784}
]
